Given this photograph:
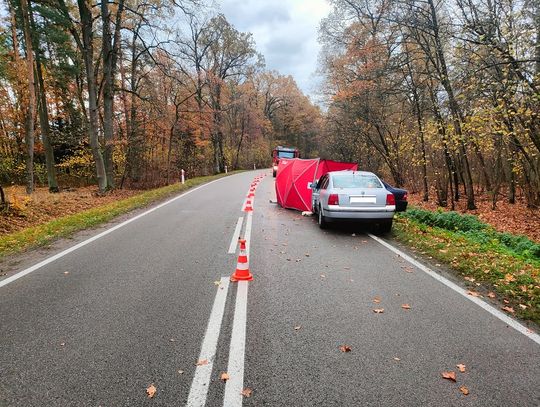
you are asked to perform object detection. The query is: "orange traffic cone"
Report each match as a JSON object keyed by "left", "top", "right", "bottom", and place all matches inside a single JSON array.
[
  {"left": 244, "top": 199, "right": 253, "bottom": 212},
  {"left": 231, "top": 239, "right": 253, "bottom": 281},
  {"left": 247, "top": 191, "right": 254, "bottom": 198}
]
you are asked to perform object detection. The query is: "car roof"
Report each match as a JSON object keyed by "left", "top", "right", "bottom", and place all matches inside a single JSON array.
[{"left": 327, "top": 170, "right": 377, "bottom": 177}]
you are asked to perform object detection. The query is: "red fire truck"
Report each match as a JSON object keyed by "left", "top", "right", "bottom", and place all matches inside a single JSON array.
[{"left": 272, "top": 146, "right": 300, "bottom": 177}]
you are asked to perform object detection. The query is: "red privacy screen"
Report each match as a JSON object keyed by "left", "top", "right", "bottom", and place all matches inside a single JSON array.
[{"left": 275, "top": 158, "right": 357, "bottom": 212}]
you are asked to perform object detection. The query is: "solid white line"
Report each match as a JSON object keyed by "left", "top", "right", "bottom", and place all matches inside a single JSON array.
[
  {"left": 368, "top": 233, "right": 540, "bottom": 345},
  {"left": 0, "top": 177, "right": 233, "bottom": 290},
  {"left": 222, "top": 281, "right": 249, "bottom": 407},
  {"left": 228, "top": 217, "right": 244, "bottom": 254},
  {"left": 186, "top": 277, "right": 231, "bottom": 407}
]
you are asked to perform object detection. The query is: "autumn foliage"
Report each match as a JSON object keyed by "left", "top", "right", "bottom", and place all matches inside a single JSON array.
[
  {"left": 0, "top": 0, "right": 322, "bottom": 194},
  {"left": 320, "top": 0, "right": 540, "bottom": 210}
]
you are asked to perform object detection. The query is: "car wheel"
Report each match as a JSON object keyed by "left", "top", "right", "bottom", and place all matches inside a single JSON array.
[
  {"left": 378, "top": 219, "right": 392, "bottom": 234},
  {"left": 272, "top": 170, "right": 277, "bottom": 177},
  {"left": 318, "top": 205, "right": 328, "bottom": 229}
]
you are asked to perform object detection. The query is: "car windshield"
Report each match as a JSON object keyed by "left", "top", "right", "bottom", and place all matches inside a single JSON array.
[
  {"left": 277, "top": 151, "right": 295, "bottom": 158},
  {"left": 332, "top": 174, "right": 382, "bottom": 189}
]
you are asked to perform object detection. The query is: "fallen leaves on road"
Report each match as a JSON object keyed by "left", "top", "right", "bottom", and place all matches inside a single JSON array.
[
  {"left": 401, "top": 304, "right": 411, "bottom": 310},
  {"left": 344, "top": 266, "right": 351, "bottom": 270},
  {"left": 373, "top": 308, "right": 385, "bottom": 314},
  {"left": 146, "top": 384, "right": 157, "bottom": 398},
  {"left": 441, "top": 371, "right": 457, "bottom": 382},
  {"left": 63, "top": 271, "right": 69, "bottom": 275},
  {"left": 459, "top": 386, "right": 470, "bottom": 395},
  {"left": 401, "top": 266, "right": 414, "bottom": 273},
  {"left": 501, "top": 306, "right": 515, "bottom": 314},
  {"left": 456, "top": 364, "right": 466, "bottom": 373},
  {"left": 196, "top": 359, "right": 208, "bottom": 366},
  {"left": 178, "top": 370, "right": 184, "bottom": 375},
  {"left": 220, "top": 372, "right": 230, "bottom": 382},
  {"left": 339, "top": 345, "right": 352, "bottom": 352},
  {"left": 320, "top": 274, "right": 326, "bottom": 278},
  {"left": 294, "top": 325, "right": 302, "bottom": 331},
  {"left": 467, "top": 290, "right": 481, "bottom": 297},
  {"left": 487, "top": 292, "right": 496, "bottom": 298},
  {"left": 373, "top": 297, "right": 381, "bottom": 304},
  {"left": 393, "top": 357, "right": 400, "bottom": 361},
  {"left": 241, "top": 388, "right": 253, "bottom": 397},
  {"left": 214, "top": 281, "right": 221, "bottom": 286}
]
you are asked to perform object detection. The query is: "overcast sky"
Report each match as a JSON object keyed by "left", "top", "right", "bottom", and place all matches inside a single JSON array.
[{"left": 217, "top": 0, "right": 331, "bottom": 101}]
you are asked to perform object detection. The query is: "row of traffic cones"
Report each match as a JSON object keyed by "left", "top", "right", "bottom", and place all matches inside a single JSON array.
[
  {"left": 243, "top": 173, "right": 266, "bottom": 212},
  {"left": 232, "top": 173, "right": 267, "bottom": 280}
]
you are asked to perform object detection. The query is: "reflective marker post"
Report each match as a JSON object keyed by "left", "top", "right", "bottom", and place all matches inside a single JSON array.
[
  {"left": 181, "top": 169, "right": 185, "bottom": 184},
  {"left": 225, "top": 165, "right": 228, "bottom": 174}
]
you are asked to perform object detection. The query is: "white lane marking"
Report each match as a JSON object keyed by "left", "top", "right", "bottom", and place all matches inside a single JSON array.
[
  {"left": 228, "top": 217, "right": 244, "bottom": 254},
  {"left": 368, "top": 233, "right": 540, "bottom": 345},
  {"left": 0, "top": 176, "right": 234, "bottom": 289},
  {"left": 245, "top": 211, "right": 253, "bottom": 258},
  {"left": 222, "top": 281, "right": 249, "bottom": 407},
  {"left": 186, "top": 277, "right": 231, "bottom": 407}
]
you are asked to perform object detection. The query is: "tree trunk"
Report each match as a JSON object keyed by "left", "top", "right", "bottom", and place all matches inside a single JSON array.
[
  {"left": 78, "top": 0, "right": 107, "bottom": 192},
  {"left": 20, "top": 0, "right": 36, "bottom": 194},
  {"left": 30, "top": 1, "right": 59, "bottom": 192},
  {"left": 101, "top": 0, "right": 115, "bottom": 188},
  {"left": 428, "top": 0, "right": 475, "bottom": 209}
]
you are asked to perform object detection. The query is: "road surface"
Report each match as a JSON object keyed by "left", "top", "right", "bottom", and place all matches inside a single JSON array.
[{"left": 1, "top": 171, "right": 539, "bottom": 406}]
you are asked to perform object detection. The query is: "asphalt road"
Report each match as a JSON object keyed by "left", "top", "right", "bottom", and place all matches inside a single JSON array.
[{"left": 1, "top": 171, "right": 539, "bottom": 407}]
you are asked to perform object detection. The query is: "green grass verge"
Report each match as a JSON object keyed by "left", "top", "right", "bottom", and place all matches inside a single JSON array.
[
  {"left": 0, "top": 172, "right": 242, "bottom": 260},
  {"left": 393, "top": 211, "right": 540, "bottom": 325}
]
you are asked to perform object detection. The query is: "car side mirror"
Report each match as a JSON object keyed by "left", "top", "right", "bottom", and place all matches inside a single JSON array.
[{"left": 308, "top": 182, "right": 315, "bottom": 189}]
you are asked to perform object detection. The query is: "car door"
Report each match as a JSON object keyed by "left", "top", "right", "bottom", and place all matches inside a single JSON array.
[
  {"left": 317, "top": 175, "right": 331, "bottom": 210},
  {"left": 312, "top": 175, "right": 326, "bottom": 211}
]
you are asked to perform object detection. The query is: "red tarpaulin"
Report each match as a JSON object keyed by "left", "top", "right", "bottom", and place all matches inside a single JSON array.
[{"left": 275, "top": 158, "right": 358, "bottom": 212}]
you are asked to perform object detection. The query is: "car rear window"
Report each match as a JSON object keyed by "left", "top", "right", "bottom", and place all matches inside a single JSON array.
[{"left": 332, "top": 174, "right": 382, "bottom": 189}]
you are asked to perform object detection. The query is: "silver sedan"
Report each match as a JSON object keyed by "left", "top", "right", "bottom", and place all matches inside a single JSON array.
[{"left": 311, "top": 171, "right": 396, "bottom": 232}]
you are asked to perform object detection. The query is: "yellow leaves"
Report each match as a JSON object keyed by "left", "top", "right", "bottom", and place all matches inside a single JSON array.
[
  {"left": 196, "top": 359, "right": 209, "bottom": 366},
  {"left": 146, "top": 384, "right": 157, "bottom": 398},
  {"left": 459, "top": 386, "right": 470, "bottom": 395},
  {"left": 441, "top": 371, "right": 456, "bottom": 382},
  {"left": 501, "top": 306, "right": 515, "bottom": 314},
  {"left": 456, "top": 364, "right": 466, "bottom": 373},
  {"left": 401, "top": 304, "right": 411, "bottom": 310},
  {"left": 339, "top": 345, "right": 352, "bottom": 352},
  {"left": 503, "top": 273, "right": 516, "bottom": 283},
  {"left": 241, "top": 388, "right": 253, "bottom": 397},
  {"left": 372, "top": 308, "right": 385, "bottom": 314},
  {"left": 220, "top": 372, "right": 230, "bottom": 382}
]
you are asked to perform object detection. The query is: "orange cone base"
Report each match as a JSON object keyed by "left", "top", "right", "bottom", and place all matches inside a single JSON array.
[{"left": 230, "top": 270, "right": 253, "bottom": 281}]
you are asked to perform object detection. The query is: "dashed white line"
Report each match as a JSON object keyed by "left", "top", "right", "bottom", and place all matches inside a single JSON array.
[
  {"left": 222, "top": 281, "right": 249, "bottom": 407},
  {"left": 186, "top": 276, "right": 231, "bottom": 407},
  {"left": 0, "top": 177, "right": 232, "bottom": 289},
  {"left": 368, "top": 233, "right": 540, "bottom": 345},
  {"left": 228, "top": 217, "right": 244, "bottom": 254}
]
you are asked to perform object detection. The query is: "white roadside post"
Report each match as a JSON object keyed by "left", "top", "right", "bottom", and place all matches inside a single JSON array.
[
  {"left": 224, "top": 165, "right": 228, "bottom": 174},
  {"left": 181, "top": 169, "right": 185, "bottom": 184}
]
